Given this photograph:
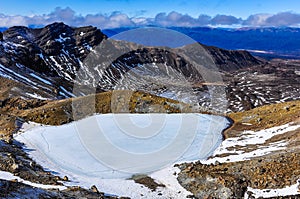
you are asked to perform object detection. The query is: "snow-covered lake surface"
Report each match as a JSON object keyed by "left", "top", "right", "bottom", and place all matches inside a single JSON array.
[
  {"left": 16, "top": 114, "right": 229, "bottom": 178},
  {"left": 14, "top": 113, "right": 230, "bottom": 198}
]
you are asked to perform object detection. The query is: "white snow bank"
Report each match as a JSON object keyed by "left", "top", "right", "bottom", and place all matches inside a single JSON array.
[
  {"left": 149, "top": 166, "right": 192, "bottom": 197},
  {"left": 244, "top": 180, "right": 300, "bottom": 198},
  {"left": 0, "top": 170, "right": 66, "bottom": 190}
]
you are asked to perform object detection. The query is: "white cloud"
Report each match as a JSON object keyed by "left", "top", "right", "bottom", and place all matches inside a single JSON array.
[
  {"left": 210, "top": 14, "right": 241, "bottom": 25},
  {"left": 154, "top": 11, "right": 210, "bottom": 27},
  {"left": 265, "top": 12, "right": 300, "bottom": 26},
  {"left": 244, "top": 12, "right": 300, "bottom": 27},
  {"left": 0, "top": 14, "right": 28, "bottom": 27},
  {"left": 243, "top": 14, "right": 272, "bottom": 26},
  {"left": 0, "top": 8, "right": 300, "bottom": 28}
]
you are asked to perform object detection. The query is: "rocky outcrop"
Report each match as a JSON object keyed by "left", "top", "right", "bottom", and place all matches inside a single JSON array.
[
  {"left": 177, "top": 151, "right": 300, "bottom": 199},
  {"left": 0, "top": 32, "right": 3, "bottom": 41},
  {"left": 1, "top": 22, "right": 107, "bottom": 74},
  {"left": 0, "top": 140, "right": 61, "bottom": 185},
  {"left": 177, "top": 162, "right": 248, "bottom": 198}
]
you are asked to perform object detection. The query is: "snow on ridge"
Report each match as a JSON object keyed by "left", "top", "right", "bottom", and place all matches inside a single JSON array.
[
  {"left": 0, "top": 68, "right": 14, "bottom": 80},
  {"left": 59, "top": 86, "right": 75, "bottom": 97},
  {"left": 0, "top": 64, "right": 35, "bottom": 84},
  {"left": 55, "top": 34, "right": 70, "bottom": 43},
  {"left": 246, "top": 49, "right": 274, "bottom": 54},
  {"left": 25, "top": 92, "right": 49, "bottom": 100},
  {"left": 30, "top": 73, "right": 52, "bottom": 85}
]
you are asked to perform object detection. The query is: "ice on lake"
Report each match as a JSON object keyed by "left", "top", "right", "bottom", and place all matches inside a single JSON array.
[{"left": 15, "top": 113, "right": 230, "bottom": 179}]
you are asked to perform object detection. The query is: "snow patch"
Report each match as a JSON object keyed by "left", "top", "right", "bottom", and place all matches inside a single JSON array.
[
  {"left": 245, "top": 179, "right": 300, "bottom": 198},
  {"left": 25, "top": 92, "right": 49, "bottom": 100},
  {"left": 0, "top": 170, "right": 66, "bottom": 190},
  {"left": 150, "top": 166, "right": 192, "bottom": 198},
  {"left": 202, "top": 123, "right": 300, "bottom": 164}
]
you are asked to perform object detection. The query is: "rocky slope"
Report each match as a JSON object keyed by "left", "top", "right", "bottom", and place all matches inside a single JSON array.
[
  {"left": 201, "top": 44, "right": 261, "bottom": 71},
  {"left": 177, "top": 100, "right": 300, "bottom": 198},
  {"left": 0, "top": 23, "right": 261, "bottom": 105},
  {"left": 1, "top": 23, "right": 299, "bottom": 113},
  {"left": 0, "top": 22, "right": 107, "bottom": 99}
]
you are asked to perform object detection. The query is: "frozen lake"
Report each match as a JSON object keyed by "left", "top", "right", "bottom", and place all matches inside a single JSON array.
[{"left": 15, "top": 113, "right": 230, "bottom": 179}]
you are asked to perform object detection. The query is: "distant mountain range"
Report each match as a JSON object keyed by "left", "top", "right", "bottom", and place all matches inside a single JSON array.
[{"left": 102, "top": 27, "right": 300, "bottom": 59}]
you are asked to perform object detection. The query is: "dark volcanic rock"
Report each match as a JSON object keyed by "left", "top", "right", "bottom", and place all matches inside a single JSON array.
[
  {"left": 0, "top": 23, "right": 107, "bottom": 99},
  {"left": 75, "top": 25, "right": 106, "bottom": 47},
  {"left": 99, "top": 47, "right": 205, "bottom": 86},
  {"left": 204, "top": 44, "right": 261, "bottom": 71},
  {"left": 0, "top": 32, "right": 3, "bottom": 41},
  {"left": 0, "top": 22, "right": 259, "bottom": 86},
  {"left": 2, "top": 22, "right": 107, "bottom": 73},
  {"left": 0, "top": 140, "right": 60, "bottom": 185}
]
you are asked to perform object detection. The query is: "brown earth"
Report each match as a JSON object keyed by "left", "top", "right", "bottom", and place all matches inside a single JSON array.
[
  {"left": 130, "top": 174, "right": 165, "bottom": 191},
  {"left": 0, "top": 90, "right": 194, "bottom": 143},
  {"left": 227, "top": 100, "right": 300, "bottom": 133},
  {"left": 177, "top": 100, "right": 300, "bottom": 199}
]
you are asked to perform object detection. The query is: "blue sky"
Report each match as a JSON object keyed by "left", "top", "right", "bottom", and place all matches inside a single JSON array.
[
  {"left": 1, "top": 0, "right": 300, "bottom": 28},
  {"left": 1, "top": 0, "right": 299, "bottom": 18}
]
